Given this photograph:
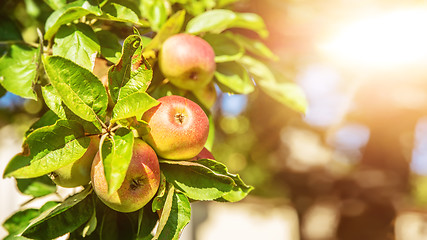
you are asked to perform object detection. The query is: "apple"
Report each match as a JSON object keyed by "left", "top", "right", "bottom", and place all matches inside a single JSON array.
[
  {"left": 158, "top": 33, "right": 216, "bottom": 90},
  {"left": 49, "top": 136, "right": 99, "bottom": 188},
  {"left": 142, "top": 95, "right": 209, "bottom": 160},
  {"left": 191, "top": 147, "right": 215, "bottom": 161},
  {"left": 91, "top": 138, "right": 160, "bottom": 213}
]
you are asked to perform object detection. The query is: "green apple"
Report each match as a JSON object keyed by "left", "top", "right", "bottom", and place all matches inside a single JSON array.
[
  {"left": 49, "top": 136, "right": 99, "bottom": 188},
  {"left": 91, "top": 139, "right": 160, "bottom": 213},
  {"left": 158, "top": 33, "right": 216, "bottom": 90},
  {"left": 142, "top": 95, "right": 210, "bottom": 160}
]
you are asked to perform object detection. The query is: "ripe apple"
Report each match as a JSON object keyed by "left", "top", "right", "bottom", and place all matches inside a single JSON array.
[
  {"left": 142, "top": 95, "right": 209, "bottom": 160},
  {"left": 158, "top": 33, "right": 216, "bottom": 90},
  {"left": 91, "top": 139, "right": 160, "bottom": 213},
  {"left": 49, "top": 136, "right": 99, "bottom": 188}
]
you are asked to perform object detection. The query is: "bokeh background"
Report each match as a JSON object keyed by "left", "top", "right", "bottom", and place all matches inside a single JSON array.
[{"left": 2, "top": 0, "right": 427, "bottom": 239}]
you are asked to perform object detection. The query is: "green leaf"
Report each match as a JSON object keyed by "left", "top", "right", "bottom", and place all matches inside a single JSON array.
[
  {"left": 137, "top": 205, "right": 158, "bottom": 239},
  {"left": 111, "top": 92, "right": 158, "bottom": 121},
  {"left": 3, "top": 209, "right": 40, "bottom": 237},
  {"left": 82, "top": 207, "right": 97, "bottom": 237},
  {"left": 0, "top": 16, "right": 22, "bottom": 41},
  {"left": 101, "top": 2, "right": 141, "bottom": 24},
  {"left": 42, "top": 85, "right": 103, "bottom": 134},
  {"left": 0, "top": 44, "right": 38, "bottom": 99},
  {"left": 237, "top": 55, "right": 275, "bottom": 84},
  {"left": 0, "top": 85, "right": 6, "bottom": 98},
  {"left": 43, "top": 56, "right": 108, "bottom": 122},
  {"left": 180, "top": 0, "right": 216, "bottom": 16},
  {"left": 5, "top": 120, "right": 91, "bottom": 179},
  {"left": 101, "top": 128, "right": 134, "bottom": 194},
  {"left": 53, "top": 23, "right": 100, "bottom": 70},
  {"left": 145, "top": 10, "right": 186, "bottom": 52},
  {"left": 44, "top": 0, "right": 102, "bottom": 40},
  {"left": 217, "top": 0, "right": 238, "bottom": 8},
  {"left": 3, "top": 201, "right": 59, "bottom": 237},
  {"left": 186, "top": 9, "right": 235, "bottom": 34},
  {"left": 98, "top": 208, "right": 119, "bottom": 240},
  {"left": 228, "top": 32, "right": 278, "bottom": 60},
  {"left": 140, "top": 0, "right": 169, "bottom": 31},
  {"left": 154, "top": 185, "right": 191, "bottom": 240},
  {"left": 214, "top": 61, "right": 254, "bottom": 94},
  {"left": 108, "top": 35, "right": 153, "bottom": 103},
  {"left": 16, "top": 175, "right": 56, "bottom": 198},
  {"left": 25, "top": 110, "right": 60, "bottom": 137},
  {"left": 152, "top": 172, "right": 167, "bottom": 212},
  {"left": 230, "top": 12, "right": 268, "bottom": 38},
  {"left": 43, "top": 0, "right": 67, "bottom": 10},
  {"left": 196, "top": 159, "right": 253, "bottom": 202},
  {"left": 3, "top": 154, "right": 32, "bottom": 179},
  {"left": 22, "top": 188, "right": 94, "bottom": 239},
  {"left": 203, "top": 33, "right": 244, "bottom": 62},
  {"left": 160, "top": 160, "right": 234, "bottom": 200},
  {"left": 95, "top": 30, "right": 122, "bottom": 63},
  {"left": 186, "top": 9, "right": 268, "bottom": 38},
  {"left": 41, "top": 85, "right": 66, "bottom": 117},
  {"left": 258, "top": 80, "right": 308, "bottom": 114}
]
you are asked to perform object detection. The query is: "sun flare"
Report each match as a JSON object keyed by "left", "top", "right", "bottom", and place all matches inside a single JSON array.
[{"left": 320, "top": 8, "right": 427, "bottom": 69}]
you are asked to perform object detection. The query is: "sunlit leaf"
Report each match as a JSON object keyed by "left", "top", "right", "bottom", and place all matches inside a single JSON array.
[
  {"left": 258, "top": 80, "right": 308, "bottom": 114},
  {"left": 108, "top": 35, "right": 153, "bottom": 103},
  {"left": 228, "top": 32, "right": 278, "bottom": 60},
  {"left": 196, "top": 159, "right": 253, "bottom": 202},
  {"left": 101, "top": 2, "right": 141, "bottom": 24},
  {"left": 214, "top": 61, "right": 254, "bottom": 94},
  {"left": 153, "top": 185, "right": 191, "bottom": 240},
  {"left": 186, "top": 9, "right": 268, "bottom": 37},
  {"left": 22, "top": 188, "right": 94, "bottom": 239},
  {"left": 203, "top": 33, "right": 244, "bottom": 62},
  {"left": 237, "top": 55, "right": 275, "bottom": 83},
  {"left": 111, "top": 92, "right": 158, "bottom": 122},
  {"left": 53, "top": 23, "right": 100, "bottom": 70},
  {"left": 43, "top": 56, "right": 108, "bottom": 122},
  {"left": 43, "top": 0, "right": 67, "bottom": 10},
  {"left": 95, "top": 30, "right": 122, "bottom": 63},
  {"left": 140, "top": 0, "right": 169, "bottom": 31},
  {"left": 42, "top": 85, "right": 102, "bottom": 134},
  {"left": 101, "top": 128, "right": 134, "bottom": 194},
  {"left": 0, "top": 44, "right": 38, "bottom": 99},
  {"left": 186, "top": 9, "right": 235, "bottom": 34},
  {"left": 160, "top": 160, "right": 234, "bottom": 200},
  {"left": 44, "top": 0, "right": 102, "bottom": 40},
  {"left": 145, "top": 10, "right": 186, "bottom": 52},
  {"left": 5, "top": 120, "right": 91, "bottom": 179}
]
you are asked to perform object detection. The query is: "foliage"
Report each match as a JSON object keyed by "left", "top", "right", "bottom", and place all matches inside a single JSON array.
[{"left": 0, "top": 0, "right": 307, "bottom": 239}]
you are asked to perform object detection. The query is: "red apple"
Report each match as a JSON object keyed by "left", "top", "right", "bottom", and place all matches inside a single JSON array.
[
  {"left": 142, "top": 95, "right": 209, "bottom": 160},
  {"left": 91, "top": 139, "right": 160, "bottom": 212},
  {"left": 158, "top": 33, "right": 216, "bottom": 90},
  {"left": 49, "top": 136, "right": 99, "bottom": 188}
]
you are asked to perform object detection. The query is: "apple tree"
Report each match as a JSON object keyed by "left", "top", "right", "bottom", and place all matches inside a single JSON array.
[{"left": 0, "top": 0, "right": 307, "bottom": 239}]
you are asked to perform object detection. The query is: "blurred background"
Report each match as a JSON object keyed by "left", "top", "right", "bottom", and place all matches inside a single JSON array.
[{"left": 2, "top": 0, "right": 427, "bottom": 239}]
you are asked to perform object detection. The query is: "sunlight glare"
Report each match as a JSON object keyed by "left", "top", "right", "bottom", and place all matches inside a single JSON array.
[{"left": 320, "top": 8, "right": 427, "bottom": 69}]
